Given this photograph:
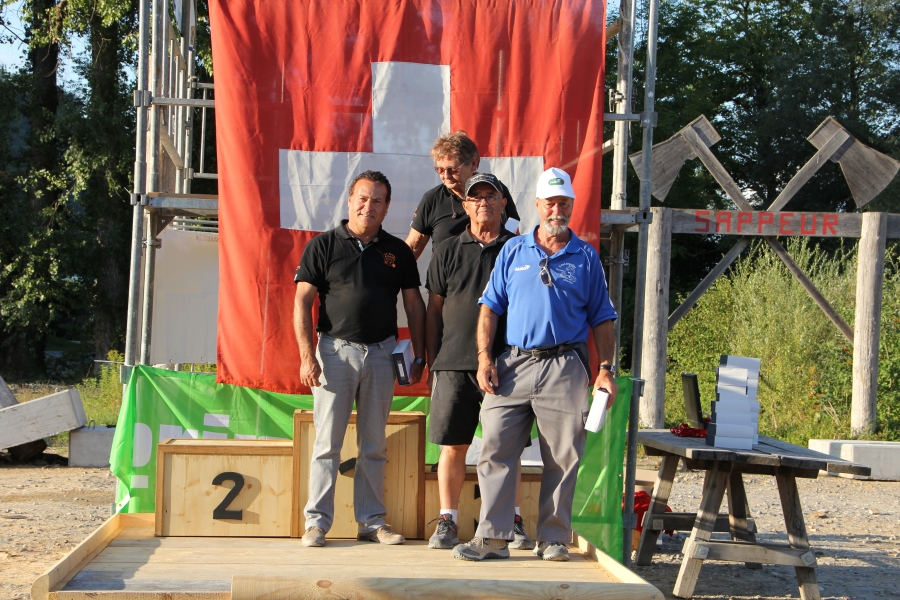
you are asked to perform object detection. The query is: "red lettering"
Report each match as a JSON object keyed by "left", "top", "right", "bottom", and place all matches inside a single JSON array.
[
  {"left": 758, "top": 212, "right": 774, "bottom": 233},
  {"left": 823, "top": 214, "right": 838, "bottom": 236},
  {"left": 800, "top": 213, "right": 816, "bottom": 235},
  {"left": 737, "top": 212, "right": 753, "bottom": 233},
  {"left": 716, "top": 212, "right": 732, "bottom": 233},
  {"left": 695, "top": 210, "right": 710, "bottom": 233},
  {"left": 779, "top": 212, "right": 795, "bottom": 235}
]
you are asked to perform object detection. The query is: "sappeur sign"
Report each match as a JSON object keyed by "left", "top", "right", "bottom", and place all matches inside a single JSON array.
[{"left": 668, "top": 209, "right": 900, "bottom": 238}]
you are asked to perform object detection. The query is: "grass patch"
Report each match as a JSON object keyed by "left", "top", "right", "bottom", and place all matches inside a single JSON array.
[{"left": 666, "top": 238, "right": 900, "bottom": 445}]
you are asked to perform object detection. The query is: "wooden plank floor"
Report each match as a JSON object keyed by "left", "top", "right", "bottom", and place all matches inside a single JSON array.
[{"left": 61, "top": 523, "right": 620, "bottom": 593}]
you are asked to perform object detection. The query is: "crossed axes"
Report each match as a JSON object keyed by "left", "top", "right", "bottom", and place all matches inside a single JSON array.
[{"left": 630, "top": 116, "right": 900, "bottom": 341}]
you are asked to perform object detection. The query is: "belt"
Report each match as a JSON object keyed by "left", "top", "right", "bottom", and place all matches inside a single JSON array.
[{"left": 508, "top": 343, "right": 578, "bottom": 360}]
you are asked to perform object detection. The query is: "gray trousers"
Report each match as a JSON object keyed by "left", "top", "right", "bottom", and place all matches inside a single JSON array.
[
  {"left": 475, "top": 344, "right": 590, "bottom": 543},
  {"left": 304, "top": 334, "right": 397, "bottom": 534}
]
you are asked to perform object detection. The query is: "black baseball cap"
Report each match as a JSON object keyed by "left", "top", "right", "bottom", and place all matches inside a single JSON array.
[{"left": 464, "top": 173, "right": 504, "bottom": 198}]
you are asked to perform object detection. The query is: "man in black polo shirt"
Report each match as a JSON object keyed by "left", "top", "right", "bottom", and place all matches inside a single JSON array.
[
  {"left": 293, "top": 170, "right": 426, "bottom": 548},
  {"left": 424, "top": 173, "right": 533, "bottom": 551},
  {"left": 405, "top": 131, "right": 521, "bottom": 258}
]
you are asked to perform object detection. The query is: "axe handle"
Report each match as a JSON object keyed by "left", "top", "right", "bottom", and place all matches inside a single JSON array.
[
  {"left": 767, "top": 130, "right": 850, "bottom": 213},
  {"left": 680, "top": 127, "right": 754, "bottom": 211},
  {"left": 765, "top": 238, "right": 854, "bottom": 343},
  {"left": 668, "top": 237, "right": 751, "bottom": 331}
]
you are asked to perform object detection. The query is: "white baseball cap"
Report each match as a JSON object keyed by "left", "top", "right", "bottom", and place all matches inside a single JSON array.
[{"left": 535, "top": 167, "right": 576, "bottom": 199}]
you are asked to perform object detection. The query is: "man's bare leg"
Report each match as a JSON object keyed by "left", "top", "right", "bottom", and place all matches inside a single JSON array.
[{"left": 430, "top": 444, "right": 467, "bottom": 548}]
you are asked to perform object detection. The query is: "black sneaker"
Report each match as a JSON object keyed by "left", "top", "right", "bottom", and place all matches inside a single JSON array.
[
  {"left": 428, "top": 514, "right": 459, "bottom": 549},
  {"left": 509, "top": 514, "right": 536, "bottom": 550}
]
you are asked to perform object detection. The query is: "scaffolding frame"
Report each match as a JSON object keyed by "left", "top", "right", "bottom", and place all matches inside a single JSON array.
[{"left": 123, "top": 0, "right": 661, "bottom": 565}]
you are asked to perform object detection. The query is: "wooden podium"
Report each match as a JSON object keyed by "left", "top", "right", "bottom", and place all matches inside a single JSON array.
[
  {"left": 154, "top": 410, "right": 426, "bottom": 539},
  {"left": 155, "top": 439, "right": 294, "bottom": 537},
  {"left": 292, "top": 410, "right": 426, "bottom": 539}
]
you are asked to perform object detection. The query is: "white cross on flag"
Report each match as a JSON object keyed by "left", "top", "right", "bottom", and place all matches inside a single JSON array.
[{"left": 209, "top": 0, "right": 607, "bottom": 394}]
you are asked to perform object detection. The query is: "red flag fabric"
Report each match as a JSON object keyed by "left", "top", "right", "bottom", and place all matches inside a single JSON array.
[{"left": 209, "top": 0, "right": 607, "bottom": 394}]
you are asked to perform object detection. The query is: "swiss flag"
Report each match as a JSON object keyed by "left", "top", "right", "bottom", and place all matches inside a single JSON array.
[{"left": 209, "top": 0, "right": 607, "bottom": 395}]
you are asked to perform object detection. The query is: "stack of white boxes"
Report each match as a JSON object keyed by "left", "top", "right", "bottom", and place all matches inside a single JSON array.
[{"left": 706, "top": 355, "right": 761, "bottom": 450}]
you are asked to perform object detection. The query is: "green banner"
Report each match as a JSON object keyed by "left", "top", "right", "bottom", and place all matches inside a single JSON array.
[{"left": 110, "top": 365, "right": 628, "bottom": 559}]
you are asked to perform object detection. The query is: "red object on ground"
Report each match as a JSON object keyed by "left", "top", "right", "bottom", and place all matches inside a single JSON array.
[
  {"left": 628, "top": 490, "right": 674, "bottom": 534},
  {"left": 208, "top": 0, "right": 608, "bottom": 394}
]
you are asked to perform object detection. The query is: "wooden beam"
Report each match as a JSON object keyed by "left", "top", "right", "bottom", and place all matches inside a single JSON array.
[
  {"left": 160, "top": 129, "right": 185, "bottom": 169},
  {"left": 673, "top": 461, "right": 732, "bottom": 598},
  {"left": 764, "top": 238, "right": 854, "bottom": 343},
  {"left": 671, "top": 209, "right": 863, "bottom": 238},
  {"left": 606, "top": 17, "right": 622, "bottom": 39},
  {"left": 776, "top": 469, "right": 821, "bottom": 600},
  {"left": 684, "top": 539, "right": 816, "bottom": 568},
  {"left": 766, "top": 130, "right": 850, "bottom": 213},
  {"left": 668, "top": 237, "right": 750, "bottom": 331},
  {"left": 852, "top": 212, "right": 888, "bottom": 435},
  {"left": 635, "top": 455, "right": 680, "bottom": 565},
  {"left": 640, "top": 208, "right": 672, "bottom": 428},
  {"left": 643, "top": 512, "right": 756, "bottom": 534},
  {"left": 726, "top": 471, "right": 761, "bottom": 569}
]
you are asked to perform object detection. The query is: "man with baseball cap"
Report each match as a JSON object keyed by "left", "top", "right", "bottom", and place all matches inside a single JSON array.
[
  {"left": 452, "top": 167, "right": 618, "bottom": 562},
  {"left": 425, "top": 173, "right": 534, "bottom": 551},
  {"left": 405, "top": 131, "right": 521, "bottom": 258}
]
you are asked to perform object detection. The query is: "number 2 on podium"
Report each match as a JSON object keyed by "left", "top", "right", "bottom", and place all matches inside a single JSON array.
[{"left": 212, "top": 472, "right": 244, "bottom": 520}]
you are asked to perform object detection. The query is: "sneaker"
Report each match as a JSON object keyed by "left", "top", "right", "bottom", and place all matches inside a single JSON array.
[
  {"left": 428, "top": 514, "right": 460, "bottom": 549},
  {"left": 357, "top": 525, "right": 405, "bottom": 545},
  {"left": 452, "top": 537, "right": 510, "bottom": 561},
  {"left": 301, "top": 526, "right": 326, "bottom": 547},
  {"left": 508, "top": 514, "right": 536, "bottom": 550},
  {"left": 534, "top": 541, "right": 569, "bottom": 561}
]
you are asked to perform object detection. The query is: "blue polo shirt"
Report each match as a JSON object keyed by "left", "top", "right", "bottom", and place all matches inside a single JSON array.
[{"left": 479, "top": 227, "right": 617, "bottom": 349}]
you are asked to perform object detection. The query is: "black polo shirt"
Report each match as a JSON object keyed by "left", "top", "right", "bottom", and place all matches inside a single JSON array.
[
  {"left": 426, "top": 228, "right": 515, "bottom": 371},
  {"left": 294, "top": 221, "right": 420, "bottom": 344},
  {"left": 410, "top": 183, "right": 521, "bottom": 248}
]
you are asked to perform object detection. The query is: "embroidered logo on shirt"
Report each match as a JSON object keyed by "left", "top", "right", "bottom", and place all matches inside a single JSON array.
[
  {"left": 552, "top": 262, "right": 578, "bottom": 283},
  {"left": 379, "top": 251, "right": 397, "bottom": 268},
  {"left": 514, "top": 265, "right": 530, "bottom": 272}
]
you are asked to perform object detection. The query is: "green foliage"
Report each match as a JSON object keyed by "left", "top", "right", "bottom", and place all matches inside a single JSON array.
[
  {"left": 75, "top": 349, "right": 125, "bottom": 426},
  {"left": 667, "top": 238, "right": 900, "bottom": 444}
]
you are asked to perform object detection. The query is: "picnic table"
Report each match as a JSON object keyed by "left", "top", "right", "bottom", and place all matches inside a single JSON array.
[{"left": 635, "top": 430, "right": 871, "bottom": 600}]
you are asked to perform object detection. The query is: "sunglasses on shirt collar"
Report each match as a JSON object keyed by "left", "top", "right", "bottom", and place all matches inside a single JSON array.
[{"left": 539, "top": 257, "right": 553, "bottom": 287}]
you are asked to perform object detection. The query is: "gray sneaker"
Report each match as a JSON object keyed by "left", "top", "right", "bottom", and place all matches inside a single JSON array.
[
  {"left": 428, "top": 514, "right": 460, "bottom": 549},
  {"left": 301, "top": 526, "right": 325, "bottom": 547},
  {"left": 508, "top": 514, "right": 536, "bottom": 550},
  {"left": 534, "top": 541, "right": 569, "bottom": 561},
  {"left": 358, "top": 525, "right": 405, "bottom": 545},
  {"left": 452, "top": 537, "right": 510, "bottom": 561}
]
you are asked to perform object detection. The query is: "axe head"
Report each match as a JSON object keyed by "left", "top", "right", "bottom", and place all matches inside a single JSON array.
[
  {"left": 809, "top": 117, "right": 900, "bottom": 207},
  {"left": 629, "top": 115, "right": 722, "bottom": 202}
]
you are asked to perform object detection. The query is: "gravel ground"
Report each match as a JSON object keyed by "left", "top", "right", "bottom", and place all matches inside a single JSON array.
[{"left": 0, "top": 458, "right": 897, "bottom": 600}]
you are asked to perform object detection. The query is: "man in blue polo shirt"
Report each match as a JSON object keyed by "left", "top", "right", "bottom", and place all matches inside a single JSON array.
[{"left": 452, "top": 167, "right": 618, "bottom": 563}]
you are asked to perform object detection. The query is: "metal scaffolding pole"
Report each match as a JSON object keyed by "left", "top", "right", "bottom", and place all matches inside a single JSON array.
[
  {"left": 623, "top": 0, "right": 660, "bottom": 567},
  {"left": 140, "top": 0, "right": 165, "bottom": 364},
  {"left": 608, "top": 0, "right": 637, "bottom": 363},
  {"left": 123, "top": 0, "right": 152, "bottom": 372}
]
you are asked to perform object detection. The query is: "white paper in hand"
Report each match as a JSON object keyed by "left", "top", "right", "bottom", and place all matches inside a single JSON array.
[{"left": 585, "top": 389, "right": 610, "bottom": 433}]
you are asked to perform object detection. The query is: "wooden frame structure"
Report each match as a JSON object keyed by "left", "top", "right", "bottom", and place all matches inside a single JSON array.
[{"left": 611, "top": 115, "right": 900, "bottom": 434}]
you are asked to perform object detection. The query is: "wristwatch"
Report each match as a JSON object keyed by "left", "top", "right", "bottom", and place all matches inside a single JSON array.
[
  {"left": 598, "top": 364, "right": 617, "bottom": 375},
  {"left": 413, "top": 356, "right": 426, "bottom": 367}
]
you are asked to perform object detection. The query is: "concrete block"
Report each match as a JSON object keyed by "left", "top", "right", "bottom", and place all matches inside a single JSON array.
[
  {"left": 0, "top": 389, "right": 86, "bottom": 450},
  {"left": 707, "top": 423, "right": 756, "bottom": 438},
  {"left": 809, "top": 439, "right": 900, "bottom": 480},
  {"left": 68, "top": 426, "right": 116, "bottom": 467},
  {"left": 711, "top": 400, "right": 760, "bottom": 414},
  {"left": 720, "top": 354, "right": 761, "bottom": 373}
]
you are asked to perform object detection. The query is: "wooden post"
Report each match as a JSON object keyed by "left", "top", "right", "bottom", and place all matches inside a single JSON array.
[
  {"left": 852, "top": 212, "right": 887, "bottom": 435},
  {"left": 640, "top": 207, "right": 671, "bottom": 428}
]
